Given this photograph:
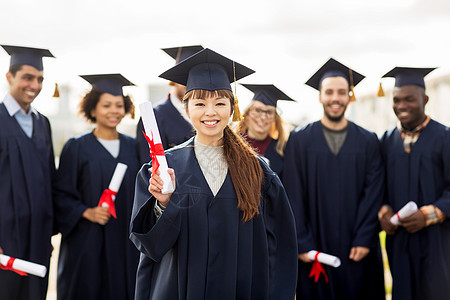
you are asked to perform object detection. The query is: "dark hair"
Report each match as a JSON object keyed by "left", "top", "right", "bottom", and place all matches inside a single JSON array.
[
  {"left": 78, "top": 88, "right": 135, "bottom": 123},
  {"left": 183, "top": 89, "right": 263, "bottom": 222},
  {"left": 8, "top": 65, "right": 23, "bottom": 76}
]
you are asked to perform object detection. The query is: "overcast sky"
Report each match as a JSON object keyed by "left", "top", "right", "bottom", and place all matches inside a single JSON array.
[{"left": 1, "top": 0, "right": 449, "bottom": 122}]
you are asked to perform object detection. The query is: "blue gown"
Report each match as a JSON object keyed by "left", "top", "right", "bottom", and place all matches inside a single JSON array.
[
  {"left": 136, "top": 97, "right": 195, "bottom": 165},
  {"left": 263, "top": 139, "right": 283, "bottom": 178},
  {"left": 283, "top": 121, "right": 385, "bottom": 300},
  {"left": 54, "top": 132, "right": 140, "bottom": 300},
  {"left": 381, "top": 119, "right": 450, "bottom": 300},
  {"left": 130, "top": 138, "right": 298, "bottom": 300},
  {"left": 0, "top": 103, "right": 55, "bottom": 300}
]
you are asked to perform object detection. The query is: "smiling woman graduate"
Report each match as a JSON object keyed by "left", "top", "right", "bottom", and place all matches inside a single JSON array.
[
  {"left": 236, "top": 84, "right": 295, "bottom": 177},
  {"left": 53, "top": 74, "right": 140, "bottom": 300},
  {"left": 129, "top": 48, "right": 298, "bottom": 300}
]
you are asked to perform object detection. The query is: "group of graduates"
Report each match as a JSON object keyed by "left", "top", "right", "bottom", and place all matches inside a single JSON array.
[{"left": 0, "top": 43, "right": 449, "bottom": 300}]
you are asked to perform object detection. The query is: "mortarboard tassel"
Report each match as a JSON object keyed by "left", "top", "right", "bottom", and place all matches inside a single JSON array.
[
  {"left": 52, "top": 83, "right": 60, "bottom": 98},
  {"left": 232, "top": 96, "right": 242, "bottom": 121},
  {"left": 377, "top": 82, "right": 385, "bottom": 97},
  {"left": 232, "top": 61, "right": 242, "bottom": 121},
  {"left": 348, "top": 69, "right": 356, "bottom": 102}
]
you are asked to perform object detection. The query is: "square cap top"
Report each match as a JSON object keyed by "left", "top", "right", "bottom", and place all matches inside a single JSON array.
[
  {"left": 305, "top": 58, "right": 364, "bottom": 91},
  {"left": 161, "top": 45, "right": 204, "bottom": 64},
  {"left": 382, "top": 67, "right": 437, "bottom": 88},
  {"left": 241, "top": 84, "right": 295, "bottom": 107},
  {"left": 79, "top": 73, "right": 135, "bottom": 96},
  {"left": 1, "top": 45, "right": 54, "bottom": 71},
  {"left": 159, "top": 48, "right": 254, "bottom": 93}
]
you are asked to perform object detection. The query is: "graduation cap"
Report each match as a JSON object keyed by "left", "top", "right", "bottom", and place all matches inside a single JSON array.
[
  {"left": 1, "top": 45, "right": 54, "bottom": 71},
  {"left": 79, "top": 73, "right": 135, "bottom": 96},
  {"left": 381, "top": 67, "right": 437, "bottom": 89},
  {"left": 159, "top": 48, "right": 255, "bottom": 121},
  {"left": 241, "top": 84, "right": 295, "bottom": 107},
  {"left": 305, "top": 58, "right": 365, "bottom": 101},
  {"left": 161, "top": 45, "right": 204, "bottom": 64}
]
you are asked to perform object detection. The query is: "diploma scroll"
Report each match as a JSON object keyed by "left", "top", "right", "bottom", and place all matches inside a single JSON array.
[
  {"left": 139, "top": 102, "right": 175, "bottom": 194},
  {"left": 307, "top": 250, "right": 341, "bottom": 268},
  {"left": 390, "top": 201, "right": 418, "bottom": 225},
  {"left": 0, "top": 254, "right": 47, "bottom": 278},
  {"left": 98, "top": 162, "right": 128, "bottom": 218}
]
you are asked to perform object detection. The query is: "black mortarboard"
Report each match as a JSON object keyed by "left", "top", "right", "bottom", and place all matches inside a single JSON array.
[
  {"left": 305, "top": 58, "right": 365, "bottom": 91},
  {"left": 241, "top": 84, "right": 295, "bottom": 107},
  {"left": 161, "top": 45, "right": 204, "bottom": 64},
  {"left": 159, "top": 48, "right": 255, "bottom": 93},
  {"left": 1, "top": 45, "right": 54, "bottom": 71},
  {"left": 79, "top": 73, "right": 135, "bottom": 96},
  {"left": 382, "top": 67, "right": 437, "bottom": 88}
]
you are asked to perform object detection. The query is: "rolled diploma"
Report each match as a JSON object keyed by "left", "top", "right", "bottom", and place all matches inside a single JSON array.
[
  {"left": 139, "top": 102, "right": 174, "bottom": 194},
  {"left": 0, "top": 254, "right": 47, "bottom": 277},
  {"left": 307, "top": 250, "right": 341, "bottom": 268},
  {"left": 101, "top": 162, "right": 128, "bottom": 208},
  {"left": 390, "top": 201, "right": 418, "bottom": 225}
]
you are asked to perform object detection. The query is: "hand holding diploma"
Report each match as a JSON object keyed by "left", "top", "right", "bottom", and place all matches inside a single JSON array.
[
  {"left": 0, "top": 254, "right": 47, "bottom": 278},
  {"left": 149, "top": 166, "right": 176, "bottom": 207},
  {"left": 307, "top": 250, "right": 341, "bottom": 284},
  {"left": 390, "top": 201, "right": 418, "bottom": 226},
  {"left": 97, "top": 162, "right": 128, "bottom": 219},
  {"left": 140, "top": 102, "right": 175, "bottom": 194}
]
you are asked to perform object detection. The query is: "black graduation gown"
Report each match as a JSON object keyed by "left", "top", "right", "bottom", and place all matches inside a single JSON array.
[
  {"left": 0, "top": 103, "right": 55, "bottom": 300},
  {"left": 130, "top": 138, "right": 298, "bottom": 300},
  {"left": 136, "top": 97, "right": 195, "bottom": 165},
  {"left": 54, "top": 132, "right": 140, "bottom": 300},
  {"left": 263, "top": 139, "right": 283, "bottom": 178},
  {"left": 283, "top": 121, "right": 385, "bottom": 300},
  {"left": 381, "top": 119, "right": 450, "bottom": 300}
]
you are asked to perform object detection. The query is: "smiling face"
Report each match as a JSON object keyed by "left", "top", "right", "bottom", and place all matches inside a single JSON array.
[
  {"left": 90, "top": 93, "right": 126, "bottom": 130},
  {"left": 185, "top": 90, "right": 233, "bottom": 146},
  {"left": 319, "top": 76, "right": 350, "bottom": 123},
  {"left": 392, "top": 85, "right": 428, "bottom": 130},
  {"left": 6, "top": 65, "right": 44, "bottom": 111},
  {"left": 245, "top": 100, "right": 276, "bottom": 140}
]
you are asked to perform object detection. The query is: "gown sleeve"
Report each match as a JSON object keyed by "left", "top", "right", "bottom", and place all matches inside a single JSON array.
[
  {"left": 282, "top": 132, "right": 317, "bottom": 253},
  {"left": 53, "top": 139, "right": 89, "bottom": 236},
  {"left": 129, "top": 162, "right": 181, "bottom": 262},
  {"left": 351, "top": 133, "right": 384, "bottom": 248},
  {"left": 262, "top": 168, "right": 298, "bottom": 299},
  {"left": 434, "top": 128, "right": 450, "bottom": 216}
]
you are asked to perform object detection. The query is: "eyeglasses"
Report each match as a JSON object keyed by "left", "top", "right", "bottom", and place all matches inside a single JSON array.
[{"left": 249, "top": 107, "right": 276, "bottom": 119}]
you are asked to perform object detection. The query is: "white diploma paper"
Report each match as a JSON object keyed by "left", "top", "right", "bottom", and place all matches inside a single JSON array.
[
  {"left": 139, "top": 102, "right": 175, "bottom": 194},
  {"left": 0, "top": 254, "right": 47, "bottom": 278},
  {"left": 109, "top": 162, "right": 128, "bottom": 198},
  {"left": 390, "top": 201, "right": 418, "bottom": 225},
  {"left": 307, "top": 250, "right": 341, "bottom": 268}
]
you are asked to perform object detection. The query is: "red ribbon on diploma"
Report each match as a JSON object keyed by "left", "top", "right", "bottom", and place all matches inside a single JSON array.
[
  {"left": 0, "top": 257, "right": 28, "bottom": 276},
  {"left": 309, "top": 252, "right": 328, "bottom": 283},
  {"left": 142, "top": 130, "right": 164, "bottom": 173},
  {"left": 98, "top": 189, "right": 117, "bottom": 219}
]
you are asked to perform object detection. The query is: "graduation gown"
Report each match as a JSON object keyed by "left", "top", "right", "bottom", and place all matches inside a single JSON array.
[
  {"left": 0, "top": 103, "right": 55, "bottom": 300},
  {"left": 263, "top": 139, "right": 283, "bottom": 178},
  {"left": 54, "top": 132, "right": 140, "bottom": 300},
  {"left": 130, "top": 138, "right": 298, "bottom": 300},
  {"left": 381, "top": 119, "right": 450, "bottom": 300},
  {"left": 136, "top": 97, "right": 195, "bottom": 165},
  {"left": 283, "top": 121, "right": 385, "bottom": 300}
]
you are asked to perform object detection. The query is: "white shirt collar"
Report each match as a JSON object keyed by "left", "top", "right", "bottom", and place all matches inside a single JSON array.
[
  {"left": 169, "top": 93, "right": 191, "bottom": 124},
  {"left": 2, "top": 93, "right": 38, "bottom": 118}
]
